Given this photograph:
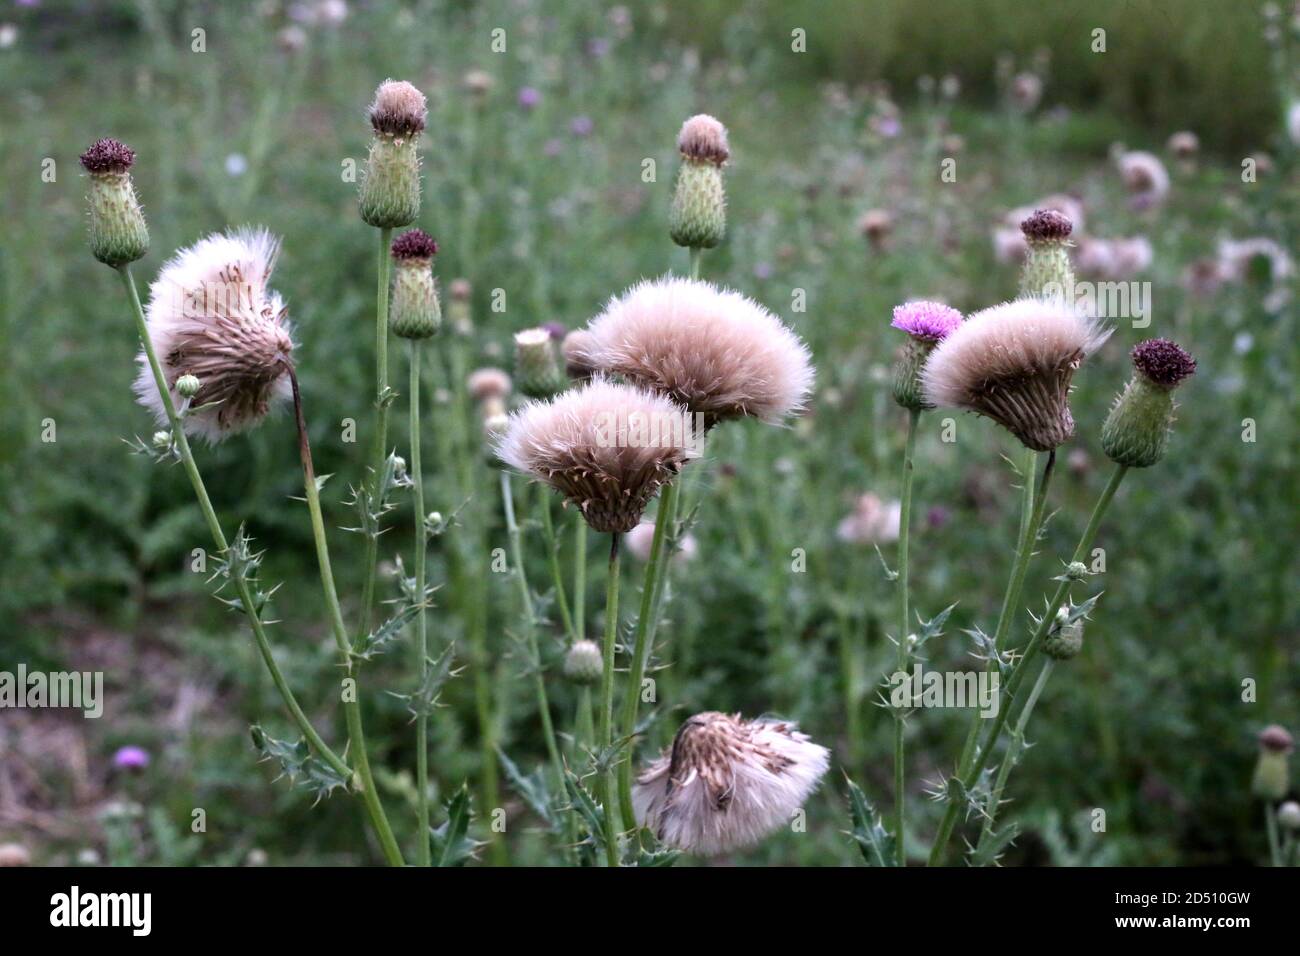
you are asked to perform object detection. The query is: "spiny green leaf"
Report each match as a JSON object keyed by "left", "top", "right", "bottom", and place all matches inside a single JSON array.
[{"left": 845, "top": 776, "right": 897, "bottom": 866}]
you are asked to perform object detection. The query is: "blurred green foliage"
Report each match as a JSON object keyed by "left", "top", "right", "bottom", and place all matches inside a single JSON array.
[{"left": 0, "top": 0, "right": 1296, "bottom": 866}]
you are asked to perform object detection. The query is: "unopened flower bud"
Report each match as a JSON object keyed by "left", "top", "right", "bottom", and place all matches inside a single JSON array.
[
  {"left": 392, "top": 455, "right": 407, "bottom": 479},
  {"left": 79, "top": 138, "right": 149, "bottom": 267},
  {"left": 669, "top": 114, "right": 728, "bottom": 249},
  {"left": 176, "top": 374, "right": 201, "bottom": 398},
  {"left": 358, "top": 80, "right": 426, "bottom": 228},
  {"left": 513, "top": 328, "right": 567, "bottom": 398},
  {"left": 563, "top": 639, "right": 603, "bottom": 685},
  {"left": 151, "top": 430, "right": 172, "bottom": 451},
  {"left": 1065, "top": 561, "right": 1088, "bottom": 581},
  {"left": 388, "top": 229, "right": 441, "bottom": 339},
  {"left": 1044, "top": 606, "right": 1084, "bottom": 660},
  {"left": 1278, "top": 800, "right": 1300, "bottom": 830},
  {"left": 1102, "top": 339, "right": 1197, "bottom": 468},
  {"left": 1019, "top": 209, "right": 1075, "bottom": 297},
  {"left": 1251, "top": 724, "right": 1293, "bottom": 800},
  {"left": 424, "top": 510, "right": 445, "bottom": 537}
]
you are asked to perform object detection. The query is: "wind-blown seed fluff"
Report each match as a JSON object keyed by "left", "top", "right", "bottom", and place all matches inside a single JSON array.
[
  {"left": 578, "top": 276, "right": 814, "bottom": 426},
  {"left": 134, "top": 228, "right": 294, "bottom": 442},
  {"left": 495, "top": 377, "right": 698, "bottom": 533},
  {"left": 921, "top": 297, "right": 1110, "bottom": 451},
  {"left": 633, "top": 712, "right": 830, "bottom": 856}
]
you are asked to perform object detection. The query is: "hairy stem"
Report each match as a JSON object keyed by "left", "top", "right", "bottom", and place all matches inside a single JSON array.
[
  {"left": 893, "top": 407, "right": 920, "bottom": 864},
  {"left": 408, "top": 342, "right": 431, "bottom": 865},
  {"left": 287, "top": 364, "right": 404, "bottom": 866}
]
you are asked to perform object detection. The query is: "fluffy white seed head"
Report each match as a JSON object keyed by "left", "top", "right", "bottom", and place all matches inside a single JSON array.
[
  {"left": 578, "top": 276, "right": 814, "bottom": 427},
  {"left": 921, "top": 297, "right": 1111, "bottom": 451},
  {"left": 495, "top": 376, "right": 698, "bottom": 533},
  {"left": 368, "top": 79, "right": 427, "bottom": 137},
  {"left": 633, "top": 712, "right": 830, "bottom": 856},
  {"left": 134, "top": 228, "right": 294, "bottom": 442}
]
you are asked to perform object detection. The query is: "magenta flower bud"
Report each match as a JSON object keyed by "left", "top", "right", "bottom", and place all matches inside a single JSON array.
[{"left": 113, "top": 745, "right": 150, "bottom": 770}]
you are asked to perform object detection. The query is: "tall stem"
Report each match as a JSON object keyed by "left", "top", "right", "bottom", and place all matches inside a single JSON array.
[
  {"left": 1266, "top": 804, "right": 1282, "bottom": 867},
  {"left": 540, "top": 495, "right": 576, "bottom": 639},
  {"left": 616, "top": 480, "right": 679, "bottom": 834},
  {"left": 929, "top": 462, "right": 1126, "bottom": 865},
  {"left": 408, "top": 342, "right": 431, "bottom": 865},
  {"left": 893, "top": 407, "right": 920, "bottom": 865},
  {"left": 574, "top": 519, "right": 587, "bottom": 642},
  {"left": 975, "top": 658, "right": 1055, "bottom": 855},
  {"left": 287, "top": 365, "right": 405, "bottom": 866},
  {"left": 499, "top": 473, "right": 567, "bottom": 798},
  {"left": 357, "top": 226, "right": 394, "bottom": 645},
  {"left": 598, "top": 532, "right": 623, "bottom": 866},
  {"left": 115, "top": 266, "right": 348, "bottom": 781}
]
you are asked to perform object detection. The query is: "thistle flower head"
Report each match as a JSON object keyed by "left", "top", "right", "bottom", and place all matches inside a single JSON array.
[
  {"left": 1102, "top": 338, "right": 1196, "bottom": 468},
  {"left": 1259, "top": 724, "right": 1295, "bottom": 755},
  {"left": 1253, "top": 725, "right": 1293, "bottom": 800},
  {"left": 677, "top": 113, "right": 730, "bottom": 166},
  {"left": 1131, "top": 338, "right": 1197, "bottom": 389},
  {"left": 1020, "top": 209, "right": 1073, "bottom": 244},
  {"left": 495, "top": 377, "right": 697, "bottom": 533},
  {"left": 388, "top": 229, "right": 441, "bottom": 339},
  {"left": 579, "top": 276, "right": 814, "bottom": 427},
  {"left": 1117, "top": 150, "right": 1170, "bottom": 208},
  {"left": 562, "top": 640, "right": 602, "bottom": 685},
  {"left": 79, "top": 137, "right": 149, "bottom": 267},
  {"left": 561, "top": 329, "right": 597, "bottom": 381},
  {"left": 921, "top": 297, "right": 1110, "bottom": 450},
  {"left": 134, "top": 228, "right": 294, "bottom": 442},
  {"left": 891, "top": 300, "right": 962, "bottom": 343},
  {"left": 1167, "top": 130, "right": 1199, "bottom": 159},
  {"left": 368, "top": 79, "right": 427, "bottom": 138},
  {"left": 466, "top": 367, "right": 511, "bottom": 403},
  {"left": 632, "top": 711, "right": 830, "bottom": 856},
  {"left": 626, "top": 519, "right": 697, "bottom": 564}
]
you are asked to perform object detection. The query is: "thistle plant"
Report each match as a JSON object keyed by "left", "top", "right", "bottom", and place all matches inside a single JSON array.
[
  {"left": 886, "top": 299, "right": 961, "bottom": 865},
  {"left": 1253, "top": 725, "right": 1294, "bottom": 865}
]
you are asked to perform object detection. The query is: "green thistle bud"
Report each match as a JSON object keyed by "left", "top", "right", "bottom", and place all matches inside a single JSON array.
[
  {"left": 176, "top": 374, "right": 201, "bottom": 398},
  {"left": 1252, "top": 725, "right": 1293, "bottom": 801},
  {"left": 1102, "top": 339, "right": 1197, "bottom": 468},
  {"left": 513, "top": 328, "right": 567, "bottom": 399},
  {"left": 1019, "top": 209, "right": 1075, "bottom": 297},
  {"left": 151, "top": 430, "right": 172, "bottom": 452},
  {"left": 669, "top": 114, "right": 729, "bottom": 249},
  {"left": 79, "top": 139, "right": 149, "bottom": 267},
  {"left": 563, "top": 639, "right": 603, "bottom": 685},
  {"left": 1043, "top": 606, "right": 1084, "bottom": 660},
  {"left": 892, "top": 339, "right": 936, "bottom": 410},
  {"left": 388, "top": 230, "right": 441, "bottom": 339},
  {"left": 1065, "top": 561, "right": 1089, "bottom": 581},
  {"left": 358, "top": 80, "right": 426, "bottom": 228}
]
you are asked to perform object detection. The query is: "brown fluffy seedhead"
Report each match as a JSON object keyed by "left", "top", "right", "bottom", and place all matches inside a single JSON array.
[
  {"left": 368, "top": 79, "right": 427, "bottom": 137},
  {"left": 677, "top": 114, "right": 730, "bottom": 166},
  {"left": 580, "top": 277, "right": 814, "bottom": 428},
  {"left": 631, "top": 712, "right": 830, "bottom": 856},
  {"left": 496, "top": 377, "right": 697, "bottom": 533},
  {"left": 80, "top": 138, "right": 136, "bottom": 175},
  {"left": 1021, "top": 209, "right": 1073, "bottom": 243},
  {"left": 922, "top": 297, "right": 1111, "bottom": 451},
  {"left": 390, "top": 228, "right": 438, "bottom": 261}
]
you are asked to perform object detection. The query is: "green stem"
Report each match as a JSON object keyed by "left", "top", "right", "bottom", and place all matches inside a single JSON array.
[
  {"left": 117, "top": 266, "right": 348, "bottom": 780},
  {"left": 929, "top": 462, "right": 1125, "bottom": 865},
  {"left": 574, "top": 519, "right": 587, "bottom": 642},
  {"left": 540, "top": 495, "right": 576, "bottom": 639},
  {"left": 617, "top": 479, "right": 679, "bottom": 834},
  {"left": 689, "top": 246, "right": 702, "bottom": 280},
  {"left": 286, "top": 365, "right": 404, "bottom": 866},
  {"left": 1266, "top": 803, "right": 1282, "bottom": 867},
  {"left": 975, "top": 658, "right": 1055, "bottom": 856},
  {"left": 598, "top": 532, "right": 623, "bottom": 866},
  {"left": 893, "top": 407, "right": 920, "bottom": 865},
  {"left": 408, "top": 342, "right": 431, "bottom": 866},
  {"left": 499, "top": 472, "right": 567, "bottom": 811},
  {"left": 357, "top": 226, "right": 394, "bottom": 646}
]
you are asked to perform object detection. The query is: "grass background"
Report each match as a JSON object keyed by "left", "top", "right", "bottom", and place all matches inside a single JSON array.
[{"left": 0, "top": 0, "right": 1297, "bottom": 865}]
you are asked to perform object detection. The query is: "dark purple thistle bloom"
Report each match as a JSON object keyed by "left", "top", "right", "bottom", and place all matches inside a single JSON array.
[
  {"left": 569, "top": 115, "right": 594, "bottom": 137},
  {"left": 926, "top": 505, "right": 951, "bottom": 530},
  {"left": 542, "top": 321, "right": 566, "bottom": 340},
  {"left": 891, "top": 300, "right": 962, "bottom": 342},
  {"left": 517, "top": 86, "right": 541, "bottom": 110},
  {"left": 113, "top": 746, "right": 150, "bottom": 770},
  {"left": 1131, "top": 338, "right": 1196, "bottom": 388}
]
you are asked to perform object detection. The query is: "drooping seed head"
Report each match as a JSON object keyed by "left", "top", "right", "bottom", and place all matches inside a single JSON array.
[
  {"left": 632, "top": 711, "right": 830, "bottom": 856},
  {"left": 495, "top": 377, "right": 698, "bottom": 533},
  {"left": 921, "top": 297, "right": 1110, "bottom": 451},
  {"left": 580, "top": 276, "right": 815, "bottom": 427},
  {"left": 134, "top": 228, "right": 294, "bottom": 442}
]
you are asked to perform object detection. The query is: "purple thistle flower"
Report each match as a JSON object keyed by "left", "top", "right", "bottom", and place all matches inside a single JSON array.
[
  {"left": 113, "top": 746, "right": 150, "bottom": 770},
  {"left": 1131, "top": 338, "right": 1196, "bottom": 388},
  {"left": 542, "top": 321, "right": 566, "bottom": 340},
  {"left": 569, "top": 115, "right": 594, "bottom": 137},
  {"left": 926, "top": 505, "right": 951, "bottom": 530},
  {"left": 891, "top": 300, "right": 962, "bottom": 342},
  {"left": 517, "top": 86, "right": 541, "bottom": 110}
]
